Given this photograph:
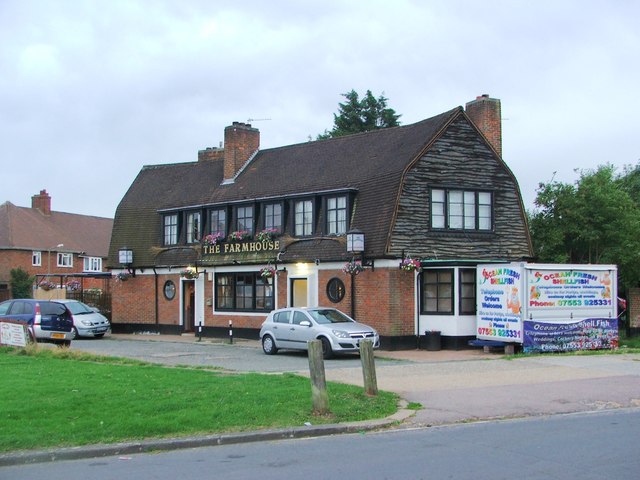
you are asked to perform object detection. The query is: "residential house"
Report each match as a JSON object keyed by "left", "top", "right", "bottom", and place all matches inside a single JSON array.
[
  {"left": 0, "top": 190, "right": 113, "bottom": 301},
  {"left": 107, "top": 95, "right": 532, "bottom": 349}
]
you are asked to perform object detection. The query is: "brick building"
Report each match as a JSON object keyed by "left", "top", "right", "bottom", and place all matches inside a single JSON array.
[
  {"left": 108, "top": 95, "right": 533, "bottom": 349},
  {"left": 0, "top": 190, "right": 113, "bottom": 301}
]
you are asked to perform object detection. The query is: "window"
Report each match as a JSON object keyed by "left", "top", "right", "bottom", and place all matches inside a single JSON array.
[
  {"left": 294, "top": 199, "right": 313, "bottom": 236},
  {"left": 421, "top": 269, "right": 453, "bottom": 314},
  {"left": 163, "top": 280, "right": 176, "bottom": 300},
  {"left": 57, "top": 253, "right": 72, "bottom": 268},
  {"left": 83, "top": 257, "right": 102, "bottom": 272},
  {"left": 186, "top": 211, "right": 201, "bottom": 244},
  {"left": 459, "top": 269, "right": 476, "bottom": 315},
  {"left": 431, "top": 189, "right": 492, "bottom": 231},
  {"left": 32, "top": 251, "right": 42, "bottom": 266},
  {"left": 236, "top": 206, "right": 254, "bottom": 235},
  {"left": 326, "top": 277, "right": 346, "bottom": 303},
  {"left": 210, "top": 209, "right": 227, "bottom": 237},
  {"left": 164, "top": 214, "right": 179, "bottom": 245},
  {"left": 264, "top": 203, "right": 283, "bottom": 232},
  {"left": 327, "top": 196, "right": 347, "bottom": 234},
  {"left": 215, "top": 272, "right": 274, "bottom": 312}
]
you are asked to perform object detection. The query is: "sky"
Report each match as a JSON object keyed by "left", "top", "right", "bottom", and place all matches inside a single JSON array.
[{"left": 2, "top": 0, "right": 639, "bottom": 219}]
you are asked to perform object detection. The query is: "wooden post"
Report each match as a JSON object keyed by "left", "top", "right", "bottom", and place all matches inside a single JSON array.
[
  {"left": 307, "top": 340, "right": 330, "bottom": 415},
  {"left": 359, "top": 339, "right": 378, "bottom": 396}
]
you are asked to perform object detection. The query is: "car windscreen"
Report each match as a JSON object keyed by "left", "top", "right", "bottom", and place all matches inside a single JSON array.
[
  {"left": 308, "top": 309, "right": 352, "bottom": 324},
  {"left": 63, "top": 302, "right": 93, "bottom": 315}
]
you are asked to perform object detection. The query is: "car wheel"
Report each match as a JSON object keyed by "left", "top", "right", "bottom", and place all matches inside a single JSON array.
[
  {"left": 71, "top": 327, "right": 79, "bottom": 340},
  {"left": 262, "top": 334, "right": 278, "bottom": 355},
  {"left": 320, "top": 337, "right": 333, "bottom": 359}
]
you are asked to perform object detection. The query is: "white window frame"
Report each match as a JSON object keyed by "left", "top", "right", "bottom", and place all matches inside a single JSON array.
[
  {"left": 32, "top": 251, "right": 42, "bottom": 266},
  {"left": 164, "top": 213, "right": 179, "bottom": 245},
  {"left": 295, "top": 199, "right": 313, "bottom": 236},
  {"left": 327, "top": 196, "right": 347, "bottom": 235},
  {"left": 186, "top": 211, "right": 201, "bottom": 244},
  {"left": 83, "top": 257, "right": 102, "bottom": 272},
  {"left": 57, "top": 253, "right": 73, "bottom": 268}
]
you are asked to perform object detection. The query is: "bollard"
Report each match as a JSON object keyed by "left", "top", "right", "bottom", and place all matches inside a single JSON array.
[
  {"left": 359, "top": 339, "right": 378, "bottom": 396},
  {"left": 229, "top": 319, "right": 233, "bottom": 344},
  {"left": 308, "top": 340, "right": 330, "bottom": 415},
  {"left": 197, "top": 320, "right": 202, "bottom": 342}
]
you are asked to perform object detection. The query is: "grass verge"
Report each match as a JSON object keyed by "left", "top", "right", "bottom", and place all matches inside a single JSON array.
[{"left": 0, "top": 346, "right": 397, "bottom": 453}]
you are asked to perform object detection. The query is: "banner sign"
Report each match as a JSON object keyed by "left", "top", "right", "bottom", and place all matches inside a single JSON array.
[
  {"left": 523, "top": 318, "right": 618, "bottom": 353},
  {"left": 476, "top": 266, "right": 523, "bottom": 342},
  {"left": 527, "top": 269, "right": 614, "bottom": 310}
]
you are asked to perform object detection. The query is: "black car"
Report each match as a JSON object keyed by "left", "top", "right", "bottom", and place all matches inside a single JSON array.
[{"left": 0, "top": 299, "right": 74, "bottom": 347}]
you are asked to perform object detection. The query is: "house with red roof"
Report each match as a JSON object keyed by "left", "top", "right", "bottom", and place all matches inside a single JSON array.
[{"left": 0, "top": 190, "right": 113, "bottom": 302}]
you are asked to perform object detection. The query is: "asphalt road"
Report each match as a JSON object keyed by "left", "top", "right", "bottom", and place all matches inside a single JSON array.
[{"left": 4, "top": 409, "right": 639, "bottom": 480}]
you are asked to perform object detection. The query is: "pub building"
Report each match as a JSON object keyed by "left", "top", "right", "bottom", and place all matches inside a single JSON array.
[{"left": 108, "top": 95, "right": 532, "bottom": 349}]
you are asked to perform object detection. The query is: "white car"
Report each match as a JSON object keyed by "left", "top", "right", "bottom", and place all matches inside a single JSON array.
[
  {"left": 57, "top": 300, "right": 110, "bottom": 339},
  {"left": 259, "top": 307, "right": 379, "bottom": 359}
]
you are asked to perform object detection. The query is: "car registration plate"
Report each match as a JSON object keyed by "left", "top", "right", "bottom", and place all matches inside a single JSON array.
[{"left": 51, "top": 333, "right": 65, "bottom": 339}]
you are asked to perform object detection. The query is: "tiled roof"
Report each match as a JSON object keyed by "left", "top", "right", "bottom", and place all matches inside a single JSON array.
[
  {"left": 0, "top": 201, "right": 113, "bottom": 257},
  {"left": 109, "top": 108, "right": 461, "bottom": 267}
]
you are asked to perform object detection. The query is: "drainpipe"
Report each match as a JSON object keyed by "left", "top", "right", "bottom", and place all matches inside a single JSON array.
[{"left": 153, "top": 267, "right": 159, "bottom": 328}]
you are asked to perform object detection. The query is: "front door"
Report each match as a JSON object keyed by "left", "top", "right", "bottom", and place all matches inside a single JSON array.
[
  {"left": 291, "top": 278, "right": 308, "bottom": 307},
  {"left": 183, "top": 280, "right": 195, "bottom": 332}
]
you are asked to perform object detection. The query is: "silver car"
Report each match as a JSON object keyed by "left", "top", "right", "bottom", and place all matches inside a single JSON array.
[
  {"left": 57, "top": 300, "right": 110, "bottom": 339},
  {"left": 259, "top": 307, "right": 379, "bottom": 359}
]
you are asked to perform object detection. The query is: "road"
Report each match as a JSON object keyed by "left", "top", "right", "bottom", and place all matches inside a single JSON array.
[{"left": 3, "top": 409, "right": 638, "bottom": 480}]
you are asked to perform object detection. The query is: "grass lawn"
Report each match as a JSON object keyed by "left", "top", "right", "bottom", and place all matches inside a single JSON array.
[{"left": 0, "top": 346, "right": 398, "bottom": 453}]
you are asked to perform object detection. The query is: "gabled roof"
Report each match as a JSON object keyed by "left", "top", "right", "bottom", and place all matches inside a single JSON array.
[
  {"left": 0, "top": 201, "right": 113, "bottom": 257},
  {"left": 109, "top": 107, "right": 464, "bottom": 266}
]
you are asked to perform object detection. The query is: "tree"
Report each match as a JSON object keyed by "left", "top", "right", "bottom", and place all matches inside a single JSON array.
[
  {"left": 10, "top": 267, "right": 34, "bottom": 299},
  {"left": 317, "top": 89, "right": 401, "bottom": 140},
  {"left": 528, "top": 164, "right": 640, "bottom": 289}
]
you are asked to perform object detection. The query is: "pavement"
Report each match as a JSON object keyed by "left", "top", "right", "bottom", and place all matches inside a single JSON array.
[{"left": 2, "top": 333, "right": 640, "bottom": 466}]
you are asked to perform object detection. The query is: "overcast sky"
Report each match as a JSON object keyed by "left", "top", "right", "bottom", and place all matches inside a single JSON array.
[{"left": 2, "top": 0, "right": 638, "bottom": 219}]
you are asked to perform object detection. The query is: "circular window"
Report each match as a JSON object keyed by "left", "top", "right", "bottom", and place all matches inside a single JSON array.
[
  {"left": 163, "top": 280, "right": 176, "bottom": 301},
  {"left": 326, "top": 277, "right": 346, "bottom": 303}
]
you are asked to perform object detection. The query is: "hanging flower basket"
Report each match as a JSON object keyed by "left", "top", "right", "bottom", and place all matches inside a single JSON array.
[
  {"left": 342, "top": 260, "right": 364, "bottom": 276},
  {"left": 180, "top": 267, "right": 199, "bottom": 279},
  {"left": 39, "top": 281, "right": 57, "bottom": 291},
  {"left": 256, "top": 228, "right": 279, "bottom": 242},
  {"left": 229, "top": 230, "right": 251, "bottom": 242},
  {"left": 400, "top": 258, "right": 421, "bottom": 272},
  {"left": 65, "top": 280, "right": 81, "bottom": 291},
  {"left": 203, "top": 232, "right": 224, "bottom": 245},
  {"left": 260, "top": 266, "right": 276, "bottom": 279}
]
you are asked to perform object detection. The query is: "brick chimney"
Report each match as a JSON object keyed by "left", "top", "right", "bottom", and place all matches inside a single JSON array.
[
  {"left": 465, "top": 94, "right": 502, "bottom": 157},
  {"left": 31, "top": 189, "right": 52, "bottom": 216},
  {"left": 222, "top": 122, "right": 260, "bottom": 183}
]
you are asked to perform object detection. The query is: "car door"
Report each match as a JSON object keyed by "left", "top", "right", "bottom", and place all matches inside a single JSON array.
[
  {"left": 270, "top": 310, "right": 293, "bottom": 348},
  {"left": 286, "top": 310, "right": 316, "bottom": 350}
]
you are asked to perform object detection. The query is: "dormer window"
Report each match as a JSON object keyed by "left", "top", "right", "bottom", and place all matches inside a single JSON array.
[
  {"left": 294, "top": 199, "right": 313, "bottom": 236},
  {"left": 326, "top": 195, "right": 347, "bottom": 235},
  {"left": 236, "top": 205, "right": 254, "bottom": 235},
  {"left": 163, "top": 213, "right": 179, "bottom": 245},
  {"left": 186, "top": 211, "right": 201, "bottom": 244},
  {"left": 263, "top": 203, "right": 283, "bottom": 233},
  {"left": 210, "top": 208, "right": 227, "bottom": 237}
]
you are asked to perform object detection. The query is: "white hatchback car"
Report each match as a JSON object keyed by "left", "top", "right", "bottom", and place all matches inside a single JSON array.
[
  {"left": 57, "top": 300, "right": 111, "bottom": 339},
  {"left": 259, "top": 307, "right": 379, "bottom": 359}
]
